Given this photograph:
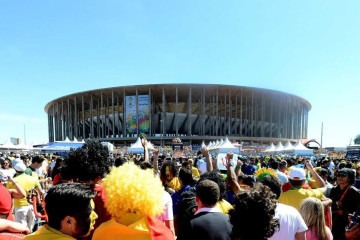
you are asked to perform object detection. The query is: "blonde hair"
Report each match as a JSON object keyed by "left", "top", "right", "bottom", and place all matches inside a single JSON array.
[
  {"left": 103, "top": 162, "right": 164, "bottom": 219},
  {"left": 300, "top": 197, "right": 328, "bottom": 240}
]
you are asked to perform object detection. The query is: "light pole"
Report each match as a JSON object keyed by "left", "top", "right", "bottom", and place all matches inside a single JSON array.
[
  {"left": 160, "top": 120, "right": 163, "bottom": 147},
  {"left": 320, "top": 122, "right": 323, "bottom": 152}
]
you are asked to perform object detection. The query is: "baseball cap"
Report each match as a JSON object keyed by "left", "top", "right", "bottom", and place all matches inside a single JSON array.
[
  {"left": 289, "top": 168, "right": 306, "bottom": 180},
  {"left": 11, "top": 158, "right": 22, "bottom": 166},
  {"left": 13, "top": 162, "right": 26, "bottom": 172}
]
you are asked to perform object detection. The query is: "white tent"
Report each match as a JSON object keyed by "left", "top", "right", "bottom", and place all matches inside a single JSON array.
[
  {"left": 264, "top": 143, "right": 276, "bottom": 153},
  {"left": 292, "top": 140, "right": 314, "bottom": 156},
  {"left": 217, "top": 137, "right": 240, "bottom": 154},
  {"left": 207, "top": 141, "right": 215, "bottom": 150},
  {"left": 101, "top": 142, "right": 114, "bottom": 152},
  {"left": 15, "top": 139, "right": 28, "bottom": 150},
  {"left": 212, "top": 140, "right": 221, "bottom": 150},
  {"left": 0, "top": 138, "right": 16, "bottom": 150},
  {"left": 218, "top": 139, "right": 224, "bottom": 148},
  {"left": 127, "top": 138, "right": 144, "bottom": 154},
  {"left": 24, "top": 143, "right": 34, "bottom": 150},
  {"left": 147, "top": 141, "right": 156, "bottom": 151},
  {"left": 283, "top": 141, "right": 294, "bottom": 152},
  {"left": 274, "top": 142, "right": 284, "bottom": 152}
]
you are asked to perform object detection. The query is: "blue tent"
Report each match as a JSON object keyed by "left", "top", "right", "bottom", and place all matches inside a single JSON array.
[{"left": 40, "top": 141, "right": 84, "bottom": 153}]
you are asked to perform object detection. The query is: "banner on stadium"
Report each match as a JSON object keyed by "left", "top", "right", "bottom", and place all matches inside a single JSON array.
[
  {"left": 125, "top": 96, "right": 137, "bottom": 134},
  {"left": 137, "top": 95, "right": 150, "bottom": 134},
  {"left": 125, "top": 95, "right": 150, "bottom": 134}
]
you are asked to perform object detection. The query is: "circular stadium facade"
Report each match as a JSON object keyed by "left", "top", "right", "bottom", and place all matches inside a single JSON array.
[{"left": 45, "top": 84, "right": 311, "bottom": 146}]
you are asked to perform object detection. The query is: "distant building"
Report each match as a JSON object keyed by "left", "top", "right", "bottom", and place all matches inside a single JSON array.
[
  {"left": 45, "top": 84, "right": 311, "bottom": 146},
  {"left": 325, "top": 147, "right": 346, "bottom": 152},
  {"left": 10, "top": 137, "right": 20, "bottom": 145}
]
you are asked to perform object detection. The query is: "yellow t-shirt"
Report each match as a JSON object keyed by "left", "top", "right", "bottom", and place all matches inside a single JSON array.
[
  {"left": 308, "top": 179, "right": 318, "bottom": 189},
  {"left": 191, "top": 167, "right": 200, "bottom": 178},
  {"left": 278, "top": 188, "right": 324, "bottom": 211},
  {"left": 216, "top": 199, "right": 233, "bottom": 214},
  {"left": 166, "top": 177, "right": 181, "bottom": 191},
  {"left": 93, "top": 217, "right": 151, "bottom": 240},
  {"left": 23, "top": 224, "right": 76, "bottom": 240},
  {"left": 6, "top": 173, "right": 40, "bottom": 208}
]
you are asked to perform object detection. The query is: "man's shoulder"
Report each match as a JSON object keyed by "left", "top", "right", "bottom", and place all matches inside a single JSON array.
[
  {"left": 16, "top": 173, "right": 38, "bottom": 186},
  {"left": 276, "top": 203, "right": 301, "bottom": 215},
  {"left": 277, "top": 171, "right": 287, "bottom": 177},
  {"left": 350, "top": 185, "right": 360, "bottom": 192},
  {"left": 282, "top": 188, "right": 322, "bottom": 202},
  {"left": 23, "top": 225, "right": 76, "bottom": 240},
  {"left": 192, "top": 211, "right": 228, "bottom": 222},
  {"left": 190, "top": 211, "right": 231, "bottom": 236},
  {"left": 25, "top": 168, "right": 33, "bottom": 175},
  {"left": 197, "top": 159, "right": 205, "bottom": 164},
  {"left": 16, "top": 173, "right": 34, "bottom": 180},
  {"left": 348, "top": 186, "right": 360, "bottom": 198}
]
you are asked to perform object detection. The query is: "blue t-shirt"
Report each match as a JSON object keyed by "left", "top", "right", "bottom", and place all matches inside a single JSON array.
[
  {"left": 242, "top": 164, "right": 257, "bottom": 175},
  {"left": 171, "top": 185, "right": 194, "bottom": 215}
]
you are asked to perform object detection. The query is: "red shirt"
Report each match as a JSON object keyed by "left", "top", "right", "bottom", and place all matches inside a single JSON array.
[{"left": 0, "top": 184, "right": 13, "bottom": 220}]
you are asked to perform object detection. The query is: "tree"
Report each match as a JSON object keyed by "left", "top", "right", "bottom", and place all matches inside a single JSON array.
[{"left": 354, "top": 135, "right": 360, "bottom": 144}]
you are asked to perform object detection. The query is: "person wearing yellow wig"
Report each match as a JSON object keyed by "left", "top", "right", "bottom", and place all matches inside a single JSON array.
[{"left": 92, "top": 162, "right": 174, "bottom": 240}]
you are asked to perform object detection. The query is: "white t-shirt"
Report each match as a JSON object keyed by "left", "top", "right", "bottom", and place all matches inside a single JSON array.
[
  {"left": 0, "top": 168, "right": 16, "bottom": 178},
  {"left": 49, "top": 161, "right": 56, "bottom": 171},
  {"left": 268, "top": 203, "right": 308, "bottom": 240},
  {"left": 276, "top": 170, "right": 289, "bottom": 184},
  {"left": 197, "top": 158, "right": 207, "bottom": 174},
  {"left": 36, "top": 161, "right": 48, "bottom": 178},
  {"left": 157, "top": 190, "right": 174, "bottom": 222}
]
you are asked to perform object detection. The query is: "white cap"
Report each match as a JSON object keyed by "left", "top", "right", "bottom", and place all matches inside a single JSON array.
[
  {"left": 13, "top": 162, "right": 26, "bottom": 172},
  {"left": 289, "top": 168, "right": 306, "bottom": 180},
  {"left": 12, "top": 158, "right": 22, "bottom": 166}
]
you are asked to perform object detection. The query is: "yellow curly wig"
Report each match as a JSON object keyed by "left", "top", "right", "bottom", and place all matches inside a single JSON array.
[{"left": 103, "top": 162, "right": 164, "bottom": 218}]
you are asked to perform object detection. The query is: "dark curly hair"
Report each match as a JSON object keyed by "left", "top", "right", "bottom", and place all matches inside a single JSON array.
[
  {"left": 160, "top": 160, "right": 179, "bottom": 183},
  {"left": 229, "top": 183, "right": 279, "bottom": 240},
  {"left": 199, "top": 171, "right": 226, "bottom": 200},
  {"left": 237, "top": 174, "right": 255, "bottom": 188},
  {"left": 61, "top": 140, "right": 112, "bottom": 182}
]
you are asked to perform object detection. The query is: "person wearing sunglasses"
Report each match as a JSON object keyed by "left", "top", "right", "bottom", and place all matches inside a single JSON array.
[{"left": 329, "top": 168, "right": 360, "bottom": 240}]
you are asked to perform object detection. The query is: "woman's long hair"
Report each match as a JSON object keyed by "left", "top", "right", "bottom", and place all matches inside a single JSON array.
[{"left": 300, "top": 197, "right": 328, "bottom": 240}]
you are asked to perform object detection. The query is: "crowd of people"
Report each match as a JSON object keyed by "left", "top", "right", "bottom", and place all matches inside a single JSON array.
[{"left": 1, "top": 140, "right": 360, "bottom": 240}]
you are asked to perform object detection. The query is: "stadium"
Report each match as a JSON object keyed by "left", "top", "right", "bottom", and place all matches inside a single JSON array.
[{"left": 44, "top": 84, "right": 311, "bottom": 146}]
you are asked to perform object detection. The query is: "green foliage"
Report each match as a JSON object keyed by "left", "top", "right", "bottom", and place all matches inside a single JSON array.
[{"left": 354, "top": 134, "right": 360, "bottom": 144}]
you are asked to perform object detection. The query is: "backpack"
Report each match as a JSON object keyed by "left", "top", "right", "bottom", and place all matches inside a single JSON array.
[{"left": 176, "top": 187, "right": 197, "bottom": 239}]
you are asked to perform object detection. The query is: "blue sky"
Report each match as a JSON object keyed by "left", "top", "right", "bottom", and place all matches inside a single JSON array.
[{"left": 0, "top": 1, "right": 359, "bottom": 147}]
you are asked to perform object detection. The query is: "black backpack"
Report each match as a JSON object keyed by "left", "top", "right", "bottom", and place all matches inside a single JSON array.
[{"left": 176, "top": 187, "right": 197, "bottom": 239}]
